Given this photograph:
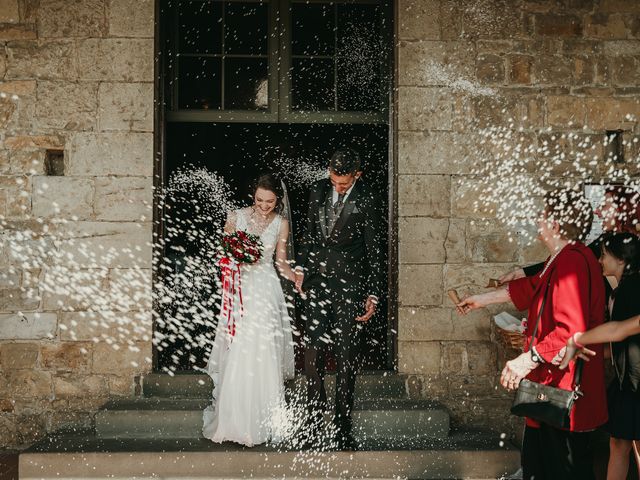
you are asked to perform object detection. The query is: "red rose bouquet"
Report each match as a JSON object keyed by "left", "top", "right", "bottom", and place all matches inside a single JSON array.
[
  {"left": 218, "top": 230, "right": 263, "bottom": 264},
  {"left": 217, "top": 230, "right": 263, "bottom": 339}
]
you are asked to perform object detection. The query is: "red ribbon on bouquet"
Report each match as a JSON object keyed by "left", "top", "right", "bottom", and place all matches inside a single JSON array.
[{"left": 218, "top": 256, "right": 244, "bottom": 339}]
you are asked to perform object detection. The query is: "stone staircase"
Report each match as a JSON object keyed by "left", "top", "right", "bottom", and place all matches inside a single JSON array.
[{"left": 19, "top": 373, "right": 520, "bottom": 479}]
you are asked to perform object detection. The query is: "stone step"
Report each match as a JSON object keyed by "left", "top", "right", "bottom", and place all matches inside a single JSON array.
[
  {"left": 94, "top": 398, "right": 450, "bottom": 440},
  {"left": 142, "top": 372, "right": 409, "bottom": 400},
  {"left": 20, "top": 431, "right": 520, "bottom": 479}
]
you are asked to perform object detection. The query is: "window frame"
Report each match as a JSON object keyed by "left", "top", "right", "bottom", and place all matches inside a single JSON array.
[{"left": 165, "top": 0, "right": 392, "bottom": 124}]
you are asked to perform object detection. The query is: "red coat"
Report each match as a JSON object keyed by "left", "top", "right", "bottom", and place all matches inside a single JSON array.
[{"left": 508, "top": 242, "right": 607, "bottom": 431}]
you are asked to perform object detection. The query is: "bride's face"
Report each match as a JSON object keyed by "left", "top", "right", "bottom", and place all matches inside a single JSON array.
[{"left": 254, "top": 187, "right": 277, "bottom": 216}]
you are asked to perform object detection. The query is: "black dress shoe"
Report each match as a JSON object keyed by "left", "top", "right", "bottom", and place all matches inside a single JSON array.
[{"left": 296, "top": 419, "right": 326, "bottom": 451}]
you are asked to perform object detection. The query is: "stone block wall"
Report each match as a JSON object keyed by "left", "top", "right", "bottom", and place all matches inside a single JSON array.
[
  {"left": 0, "top": 0, "right": 155, "bottom": 447},
  {"left": 0, "top": 0, "right": 639, "bottom": 449},
  {"left": 396, "top": 0, "right": 640, "bottom": 432}
]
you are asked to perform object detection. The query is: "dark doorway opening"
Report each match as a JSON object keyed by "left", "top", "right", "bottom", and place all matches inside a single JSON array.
[
  {"left": 159, "top": 122, "right": 390, "bottom": 371},
  {"left": 154, "top": 0, "right": 395, "bottom": 373}
]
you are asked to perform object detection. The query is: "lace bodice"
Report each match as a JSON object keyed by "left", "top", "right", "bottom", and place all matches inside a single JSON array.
[{"left": 234, "top": 208, "right": 281, "bottom": 265}]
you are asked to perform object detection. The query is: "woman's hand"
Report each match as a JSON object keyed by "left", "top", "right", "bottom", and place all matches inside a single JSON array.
[
  {"left": 456, "top": 295, "right": 487, "bottom": 315},
  {"left": 498, "top": 268, "right": 526, "bottom": 285},
  {"left": 455, "top": 289, "right": 512, "bottom": 315},
  {"left": 500, "top": 351, "right": 537, "bottom": 391},
  {"left": 551, "top": 334, "right": 596, "bottom": 369}
]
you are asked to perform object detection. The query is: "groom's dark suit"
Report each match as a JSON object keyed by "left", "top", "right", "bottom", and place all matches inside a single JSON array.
[{"left": 297, "top": 178, "right": 384, "bottom": 445}]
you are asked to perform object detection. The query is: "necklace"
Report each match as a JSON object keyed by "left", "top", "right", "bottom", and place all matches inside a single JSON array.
[{"left": 539, "top": 245, "right": 566, "bottom": 278}]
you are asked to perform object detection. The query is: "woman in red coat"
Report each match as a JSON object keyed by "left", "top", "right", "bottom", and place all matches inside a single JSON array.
[{"left": 458, "top": 189, "right": 607, "bottom": 480}]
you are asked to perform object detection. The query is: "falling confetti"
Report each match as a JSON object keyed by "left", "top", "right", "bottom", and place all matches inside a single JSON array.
[{"left": 458, "top": 123, "right": 640, "bottom": 243}]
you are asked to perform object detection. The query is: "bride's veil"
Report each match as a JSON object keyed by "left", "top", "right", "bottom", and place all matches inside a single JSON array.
[
  {"left": 279, "top": 179, "right": 295, "bottom": 265},
  {"left": 279, "top": 178, "right": 296, "bottom": 380}
]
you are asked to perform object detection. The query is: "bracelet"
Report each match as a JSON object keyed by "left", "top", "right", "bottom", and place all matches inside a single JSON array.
[
  {"left": 530, "top": 347, "right": 544, "bottom": 364},
  {"left": 572, "top": 332, "right": 585, "bottom": 349}
]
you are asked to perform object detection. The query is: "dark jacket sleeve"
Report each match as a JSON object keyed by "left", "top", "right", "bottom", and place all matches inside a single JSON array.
[
  {"left": 523, "top": 261, "right": 544, "bottom": 277},
  {"left": 363, "top": 191, "right": 384, "bottom": 299}
]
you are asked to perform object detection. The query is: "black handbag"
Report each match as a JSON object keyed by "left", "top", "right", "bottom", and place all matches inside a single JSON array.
[
  {"left": 510, "top": 365, "right": 583, "bottom": 429},
  {"left": 510, "top": 253, "right": 591, "bottom": 429}
]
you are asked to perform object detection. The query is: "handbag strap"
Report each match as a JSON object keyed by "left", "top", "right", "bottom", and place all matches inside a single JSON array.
[
  {"left": 528, "top": 247, "right": 593, "bottom": 389},
  {"left": 528, "top": 278, "right": 551, "bottom": 351}
]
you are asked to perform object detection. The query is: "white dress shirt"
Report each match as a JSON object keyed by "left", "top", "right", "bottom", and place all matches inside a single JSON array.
[{"left": 332, "top": 181, "right": 356, "bottom": 205}]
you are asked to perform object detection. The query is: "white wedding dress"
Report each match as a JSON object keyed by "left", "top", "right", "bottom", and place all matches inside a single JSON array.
[{"left": 203, "top": 208, "right": 295, "bottom": 446}]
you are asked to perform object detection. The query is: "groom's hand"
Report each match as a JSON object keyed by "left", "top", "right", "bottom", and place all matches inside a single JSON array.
[
  {"left": 356, "top": 296, "right": 377, "bottom": 322},
  {"left": 294, "top": 270, "right": 305, "bottom": 294}
]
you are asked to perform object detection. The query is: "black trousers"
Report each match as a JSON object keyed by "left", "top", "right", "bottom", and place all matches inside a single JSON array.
[
  {"left": 303, "top": 275, "right": 363, "bottom": 438},
  {"left": 522, "top": 424, "right": 595, "bottom": 480}
]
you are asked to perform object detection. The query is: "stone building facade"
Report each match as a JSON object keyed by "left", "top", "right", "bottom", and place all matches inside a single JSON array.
[{"left": 1, "top": 0, "right": 639, "bottom": 449}]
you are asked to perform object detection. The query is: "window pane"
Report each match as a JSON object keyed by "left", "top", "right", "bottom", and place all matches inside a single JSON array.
[
  {"left": 336, "top": 4, "right": 383, "bottom": 111},
  {"left": 224, "top": 2, "right": 269, "bottom": 55},
  {"left": 291, "top": 58, "right": 335, "bottom": 111},
  {"left": 178, "top": 0, "right": 222, "bottom": 54},
  {"left": 224, "top": 58, "right": 269, "bottom": 110},
  {"left": 178, "top": 57, "right": 222, "bottom": 109},
  {"left": 291, "top": 3, "right": 335, "bottom": 56}
]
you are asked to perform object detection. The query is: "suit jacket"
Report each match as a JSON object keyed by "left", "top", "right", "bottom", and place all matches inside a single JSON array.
[
  {"left": 296, "top": 179, "right": 384, "bottom": 299},
  {"left": 610, "top": 273, "right": 640, "bottom": 392},
  {"left": 508, "top": 243, "right": 608, "bottom": 432}
]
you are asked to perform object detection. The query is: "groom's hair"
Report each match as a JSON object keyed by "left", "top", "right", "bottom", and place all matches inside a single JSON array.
[{"left": 329, "top": 148, "right": 361, "bottom": 176}]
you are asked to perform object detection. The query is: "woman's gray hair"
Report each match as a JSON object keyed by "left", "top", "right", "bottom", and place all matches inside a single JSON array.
[{"left": 544, "top": 188, "right": 593, "bottom": 242}]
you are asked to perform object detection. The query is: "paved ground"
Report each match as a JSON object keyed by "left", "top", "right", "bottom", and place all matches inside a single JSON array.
[{"left": 0, "top": 452, "right": 18, "bottom": 480}]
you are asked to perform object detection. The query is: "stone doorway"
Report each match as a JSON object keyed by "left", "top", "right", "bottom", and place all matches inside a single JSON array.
[{"left": 153, "top": 0, "right": 396, "bottom": 373}]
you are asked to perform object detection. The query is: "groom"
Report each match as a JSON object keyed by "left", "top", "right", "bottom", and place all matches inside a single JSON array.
[{"left": 295, "top": 147, "right": 383, "bottom": 450}]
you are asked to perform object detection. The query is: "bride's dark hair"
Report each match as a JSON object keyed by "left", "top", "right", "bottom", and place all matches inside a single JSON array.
[{"left": 252, "top": 173, "right": 284, "bottom": 213}]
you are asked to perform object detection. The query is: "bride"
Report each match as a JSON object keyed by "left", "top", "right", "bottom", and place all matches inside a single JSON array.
[{"left": 203, "top": 173, "right": 298, "bottom": 446}]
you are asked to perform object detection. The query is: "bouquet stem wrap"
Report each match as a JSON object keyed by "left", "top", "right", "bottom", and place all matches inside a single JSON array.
[{"left": 218, "top": 256, "right": 243, "bottom": 339}]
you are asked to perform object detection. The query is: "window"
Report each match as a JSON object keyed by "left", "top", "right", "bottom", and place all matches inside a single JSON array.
[
  {"left": 164, "top": 0, "right": 392, "bottom": 124},
  {"left": 290, "top": 2, "right": 384, "bottom": 112},
  {"left": 171, "top": 0, "right": 273, "bottom": 114}
]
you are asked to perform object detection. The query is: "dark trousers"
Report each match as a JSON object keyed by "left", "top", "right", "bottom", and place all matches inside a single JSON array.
[
  {"left": 522, "top": 424, "right": 596, "bottom": 480},
  {"left": 304, "top": 277, "right": 363, "bottom": 438}
]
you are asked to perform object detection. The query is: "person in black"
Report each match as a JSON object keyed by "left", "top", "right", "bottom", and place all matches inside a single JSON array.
[
  {"left": 554, "top": 233, "right": 640, "bottom": 480},
  {"left": 294, "top": 148, "right": 383, "bottom": 450},
  {"left": 599, "top": 233, "right": 640, "bottom": 480}
]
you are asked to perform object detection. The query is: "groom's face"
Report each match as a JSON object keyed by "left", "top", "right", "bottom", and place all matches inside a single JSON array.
[{"left": 329, "top": 170, "right": 361, "bottom": 195}]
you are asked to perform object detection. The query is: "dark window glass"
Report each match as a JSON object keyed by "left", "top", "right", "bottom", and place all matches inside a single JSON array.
[
  {"left": 291, "top": 58, "right": 335, "bottom": 111},
  {"left": 178, "top": 0, "right": 222, "bottom": 54},
  {"left": 172, "top": 0, "right": 388, "bottom": 114},
  {"left": 224, "top": 2, "right": 269, "bottom": 55},
  {"left": 336, "top": 4, "right": 383, "bottom": 111},
  {"left": 224, "top": 58, "right": 269, "bottom": 110},
  {"left": 291, "top": 3, "right": 334, "bottom": 56},
  {"left": 178, "top": 57, "right": 222, "bottom": 109}
]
